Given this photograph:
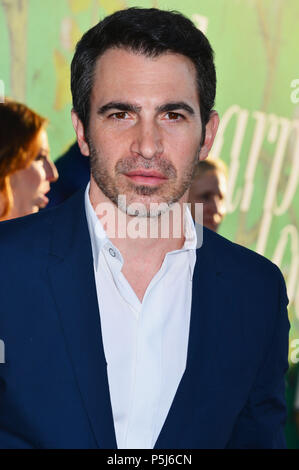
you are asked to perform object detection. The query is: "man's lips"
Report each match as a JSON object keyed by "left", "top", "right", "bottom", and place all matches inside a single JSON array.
[{"left": 124, "top": 170, "right": 168, "bottom": 185}]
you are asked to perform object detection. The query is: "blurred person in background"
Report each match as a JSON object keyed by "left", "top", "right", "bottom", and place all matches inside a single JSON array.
[
  {"left": 0, "top": 100, "right": 58, "bottom": 221},
  {"left": 189, "top": 157, "right": 228, "bottom": 231}
]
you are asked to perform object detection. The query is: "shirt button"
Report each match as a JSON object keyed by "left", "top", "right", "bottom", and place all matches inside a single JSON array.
[{"left": 109, "top": 247, "right": 116, "bottom": 257}]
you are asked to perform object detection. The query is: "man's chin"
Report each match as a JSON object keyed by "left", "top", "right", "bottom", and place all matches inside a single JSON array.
[{"left": 115, "top": 192, "right": 175, "bottom": 218}]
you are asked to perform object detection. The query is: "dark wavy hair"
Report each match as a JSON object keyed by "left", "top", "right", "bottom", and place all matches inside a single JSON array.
[{"left": 71, "top": 7, "right": 216, "bottom": 139}]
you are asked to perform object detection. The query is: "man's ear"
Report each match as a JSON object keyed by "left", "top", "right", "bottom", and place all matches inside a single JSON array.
[
  {"left": 198, "top": 111, "right": 219, "bottom": 161},
  {"left": 71, "top": 110, "right": 90, "bottom": 156}
]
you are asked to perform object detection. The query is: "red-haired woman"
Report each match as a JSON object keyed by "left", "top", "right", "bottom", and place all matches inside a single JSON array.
[{"left": 0, "top": 100, "right": 58, "bottom": 220}]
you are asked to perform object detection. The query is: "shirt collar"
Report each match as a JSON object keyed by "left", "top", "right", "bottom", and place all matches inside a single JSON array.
[
  {"left": 85, "top": 183, "right": 197, "bottom": 274},
  {"left": 183, "top": 203, "right": 197, "bottom": 250},
  {"left": 85, "top": 183, "right": 111, "bottom": 270}
]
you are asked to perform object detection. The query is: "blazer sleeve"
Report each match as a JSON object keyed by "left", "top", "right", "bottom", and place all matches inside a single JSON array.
[{"left": 226, "top": 267, "right": 290, "bottom": 449}]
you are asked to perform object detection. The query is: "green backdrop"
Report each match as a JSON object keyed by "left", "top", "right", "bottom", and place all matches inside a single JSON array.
[{"left": 1, "top": 0, "right": 299, "bottom": 352}]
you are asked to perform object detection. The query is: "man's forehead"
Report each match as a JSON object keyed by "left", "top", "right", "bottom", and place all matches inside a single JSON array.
[
  {"left": 95, "top": 46, "right": 196, "bottom": 67},
  {"left": 91, "top": 47, "right": 199, "bottom": 106}
]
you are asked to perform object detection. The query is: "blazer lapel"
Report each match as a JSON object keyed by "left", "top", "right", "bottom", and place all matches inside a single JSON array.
[
  {"left": 154, "top": 229, "right": 227, "bottom": 449},
  {"left": 47, "top": 190, "right": 117, "bottom": 449}
]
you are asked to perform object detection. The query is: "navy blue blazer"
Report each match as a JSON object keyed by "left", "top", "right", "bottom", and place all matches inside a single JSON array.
[{"left": 0, "top": 189, "right": 289, "bottom": 448}]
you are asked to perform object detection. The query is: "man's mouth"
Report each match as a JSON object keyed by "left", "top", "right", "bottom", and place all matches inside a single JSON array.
[{"left": 124, "top": 169, "right": 168, "bottom": 185}]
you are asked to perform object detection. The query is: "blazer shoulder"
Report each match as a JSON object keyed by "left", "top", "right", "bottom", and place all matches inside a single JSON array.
[
  {"left": 0, "top": 205, "right": 55, "bottom": 249},
  {"left": 200, "top": 227, "right": 284, "bottom": 284},
  {"left": 0, "top": 188, "right": 85, "bottom": 251}
]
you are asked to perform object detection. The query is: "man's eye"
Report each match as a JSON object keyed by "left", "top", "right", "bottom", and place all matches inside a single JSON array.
[
  {"left": 110, "top": 112, "right": 130, "bottom": 120},
  {"left": 165, "top": 112, "right": 184, "bottom": 120}
]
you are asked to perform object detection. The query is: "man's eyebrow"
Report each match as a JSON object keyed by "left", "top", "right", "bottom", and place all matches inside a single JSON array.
[
  {"left": 156, "top": 102, "right": 195, "bottom": 115},
  {"left": 97, "top": 101, "right": 195, "bottom": 116},
  {"left": 97, "top": 102, "right": 142, "bottom": 115}
]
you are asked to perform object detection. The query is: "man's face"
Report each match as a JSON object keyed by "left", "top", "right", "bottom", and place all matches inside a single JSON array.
[{"left": 73, "top": 47, "right": 218, "bottom": 216}]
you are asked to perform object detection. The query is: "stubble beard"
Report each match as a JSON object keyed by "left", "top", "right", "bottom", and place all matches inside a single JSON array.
[{"left": 88, "top": 138, "right": 199, "bottom": 218}]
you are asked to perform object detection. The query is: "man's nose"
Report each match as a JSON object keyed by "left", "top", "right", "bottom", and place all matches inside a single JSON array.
[
  {"left": 130, "top": 120, "right": 163, "bottom": 159},
  {"left": 45, "top": 159, "right": 59, "bottom": 182}
]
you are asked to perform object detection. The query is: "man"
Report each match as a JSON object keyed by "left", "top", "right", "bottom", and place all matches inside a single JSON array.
[
  {"left": 0, "top": 8, "right": 289, "bottom": 449},
  {"left": 189, "top": 158, "right": 228, "bottom": 231}
]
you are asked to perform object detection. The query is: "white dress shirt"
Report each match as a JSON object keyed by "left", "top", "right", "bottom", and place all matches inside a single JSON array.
[{"left": 84, "top": 184, "right": 197, "bottom": 449}]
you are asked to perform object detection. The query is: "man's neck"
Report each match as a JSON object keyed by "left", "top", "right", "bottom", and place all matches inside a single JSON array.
[{"left": 88, "top": 181, "right": 190, "bottom": 302}]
